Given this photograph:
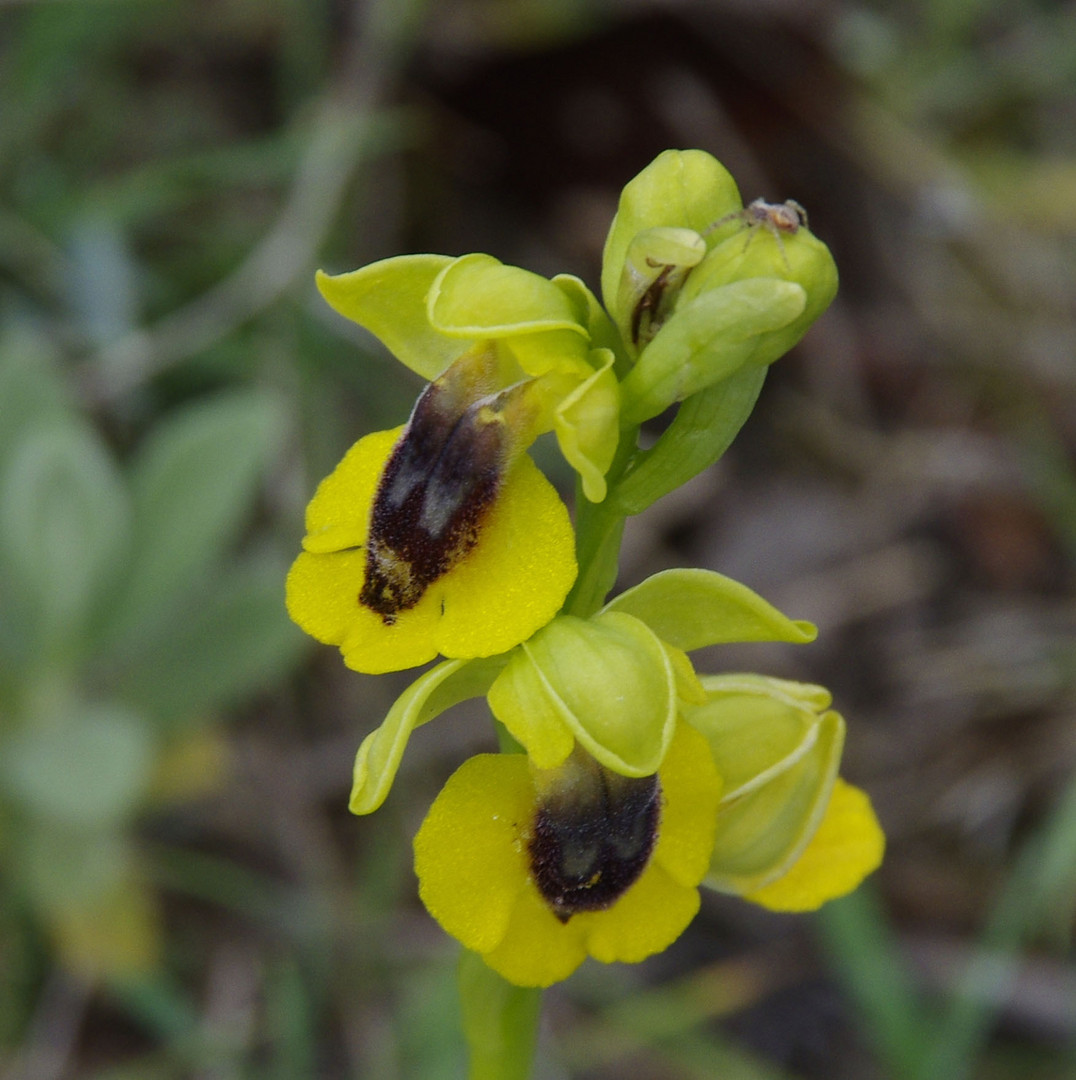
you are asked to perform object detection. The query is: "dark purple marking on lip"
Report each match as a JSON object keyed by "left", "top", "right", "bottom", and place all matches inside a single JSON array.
[
  {"left": 528, "top": 768, "right": 661, "bottom": 923},
  {"left": 359, "top": 374, "right": 509, "bottom": 624}
]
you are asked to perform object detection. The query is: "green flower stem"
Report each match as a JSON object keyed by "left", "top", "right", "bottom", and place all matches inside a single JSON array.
[
  {"left": 565, "top": 495, "right": 626, "bottom": 618},
  {"left": 459, "top": 948, "right": 543, "bottom": 1080}
]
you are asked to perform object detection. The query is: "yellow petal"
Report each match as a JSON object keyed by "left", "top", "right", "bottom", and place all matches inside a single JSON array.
[
  {"left": 414, "top": 754, "right": 533, "bottom": 955},
  {"left": 285, "top": 427, "right": 577, "bottom": 675},
  {"left": 578, "top": 860, "right": 699, "bottom": 964},
  {"left": 482, "top": 884, "right": 590, "bottom": 988},
  {"left": 744, "top": 779, "right": 885, "bottom": 912},
  {"left": 302, "top": 427, "right": 399, "bottom": 549},
  {"left": 286, "top": 547, "right": 369, "bottom": 647},
  {"left": 427, "top": 452, "right": 576, "bottom": 661},
  {"left": 651, "top": 722, "right": 722, "bottom": 888}
]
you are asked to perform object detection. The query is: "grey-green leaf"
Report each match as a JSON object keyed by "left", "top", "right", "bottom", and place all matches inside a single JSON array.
[
  {"left": 113, "top": 553, "right": 308, "bottom": 729},
  {"left": 0, "top": 419, "right": 129, "bottom": 657},
  {"left": 1, "top": 703, "right": 152, "bottom": 828},
  {"left": 105, "top": 390, "right": 286, "bottom": 643}
]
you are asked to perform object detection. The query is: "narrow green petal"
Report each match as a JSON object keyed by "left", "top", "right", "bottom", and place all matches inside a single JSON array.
[
  {"left": 316, "top": 257, "right": 461, "bottom": 380},
  {"left": 552, "top": 348, "right": 619, "bottom": 504},
  {"left": 350, "top": 656, "right": 508, "bottom": 815},
  {"left": 603, "top": 568, "right": 816, "bottom": 651}
]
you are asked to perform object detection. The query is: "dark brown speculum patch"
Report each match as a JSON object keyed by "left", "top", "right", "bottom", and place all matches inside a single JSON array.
[
  {"left": 360, "top": 375, "right": 509, "bottom": 623},
  {"left": 528, "top": 765, "right": 661, "bottom": 923}
]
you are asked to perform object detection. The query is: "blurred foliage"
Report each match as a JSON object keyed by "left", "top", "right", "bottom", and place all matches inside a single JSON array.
[
  {"left": 0, "top": 0, "right": 1074, "bottom": 1077},
  {"left": 0, "top": 330, "right": 305, "bottom": 974}
]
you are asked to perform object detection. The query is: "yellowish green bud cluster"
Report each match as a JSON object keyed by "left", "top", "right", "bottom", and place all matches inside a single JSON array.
[{"left": 286, "top": 149, "right": 881, "bottom": 991}]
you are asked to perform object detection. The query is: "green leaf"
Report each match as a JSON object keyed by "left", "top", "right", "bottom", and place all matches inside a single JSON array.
[
  {"left": 113, "top": 553, "right": 307, "bottom": 728},
  {"left": 105, "top": 390, "right": 286, "bottom": 644},
  {"left": 1, "top": 703, "right": 152, "bottom": 828},
  {"left": 0, "top": 419, "right": 128, "bottom": 657},
  {"left": 0, "top": 328, "right": 72, "bottom": 467},
  {"left": 603, "top": 568, "right": 816, "bottom": 652},
  {"left": 619, "top": 278, "right": 806, "bottom": 425},
  {"left": 349, "top": 655, "right": 509, "bottom": 815},
  {"left": 16, "top": 821, "right": 133, "bottom": 911}
]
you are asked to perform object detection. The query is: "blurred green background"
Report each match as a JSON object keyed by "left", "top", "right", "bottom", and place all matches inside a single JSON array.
[{"left": 1, "top": 1, "right": 1074, "bottom": 1077}]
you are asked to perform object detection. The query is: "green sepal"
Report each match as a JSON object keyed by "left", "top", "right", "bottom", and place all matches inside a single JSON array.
[
  {"left": 619, "top": 277, "right": 806, "bottom": 425},
  {"left": 602, "top": 568, "right": 816, "bottom": 652},
  {"left": 349, "top": 655, "right": 509, "bottom": 815},
  {"left": 316, "top": 255, "right": 460, "bottom": 380},
  {"left": 487, "top": 611, "right": 678, "bottom": 777},
  {"left": 611, "top": 363, "right": 766, "bottom": 515},
  {"left": 601, "top": 149, "right": 741, "bottom": 335},
  {"left": 683, "top": 674, "right": 845, "bottom": 893}
]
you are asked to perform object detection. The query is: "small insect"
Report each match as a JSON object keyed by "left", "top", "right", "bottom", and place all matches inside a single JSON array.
[{"left": 705, "top": 197, "right": 809, "bottom": 271}]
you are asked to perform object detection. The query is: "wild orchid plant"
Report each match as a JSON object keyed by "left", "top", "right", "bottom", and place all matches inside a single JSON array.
[{"left": 287, "top": 149, "right": 884, "bottom": 1076}]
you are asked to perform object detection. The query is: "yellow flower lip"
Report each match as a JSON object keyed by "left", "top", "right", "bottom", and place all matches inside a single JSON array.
[
  {"left": 360, "top": 356, "right": 537, "bottom": 624},
  {"left": 413, "top": 723, "right": 722, "bottom": 988},
  {"left": 285, "top": 350, "right": 577, "bottom": 675}
]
